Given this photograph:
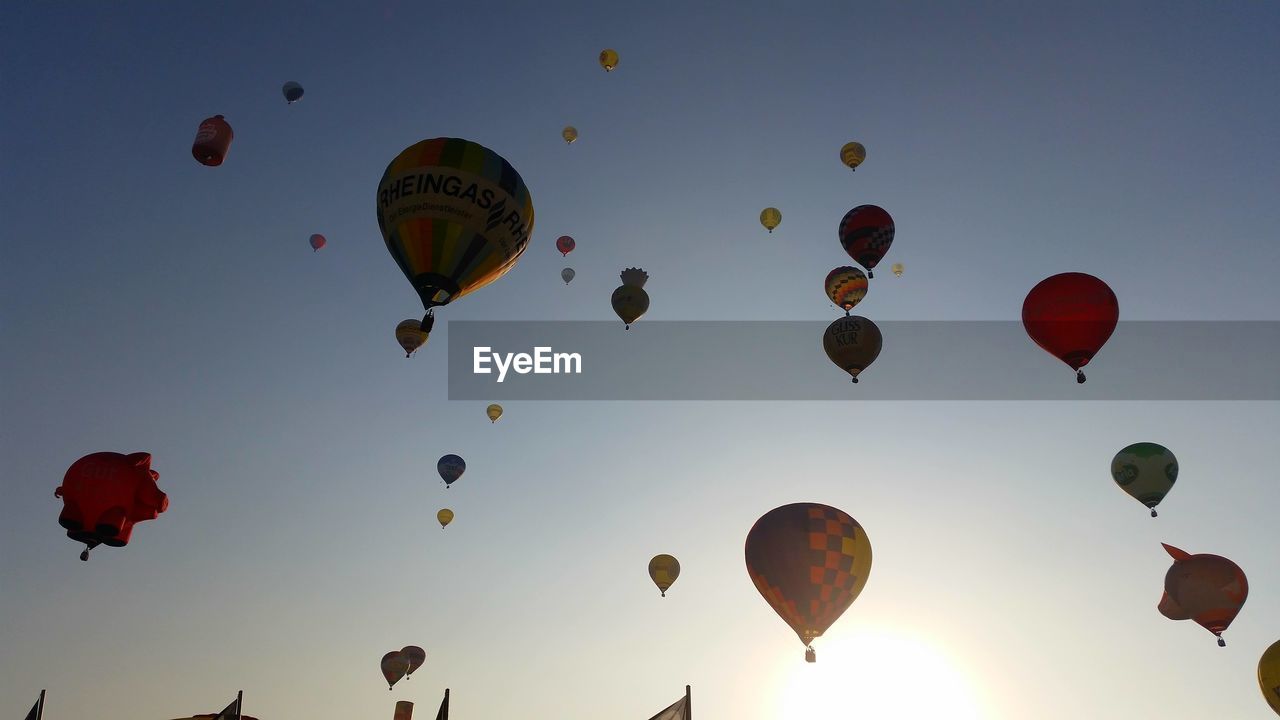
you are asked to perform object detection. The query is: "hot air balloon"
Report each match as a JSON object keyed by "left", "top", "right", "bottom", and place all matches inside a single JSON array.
[
  {"left": 192, "top": 115, "right": 233, "bottom": 167},
  {"left": 437, "top": 454, "right": 465, "bottom": 488},
  {"left": 599, "top": 48, "right": 619, "bottom": 72},
  {"left": 1022, "top": 272, "right": 1118, "bottom": 383},
  {"left": 437, "top": 509, "right": 454, "bottom": 528},
  {"left": 395, "top": 319, "right": 428, "bottom": 358},
  {"left": 824, "top": 266, "right": 869, "bottom": 314},
  {"left": 556, "top": 235, "right": 576, "bottom": 256},
  {"left": 55, "top": 452, "right": 169, "bottom": 561},
  {"left": 486, "top": 403, "right": 503, "bottom": 423},
  {"left": 612, "top": 268, "right": 649, "bottom": 329},
  {"left": 745, "top": 503, "right": 872, "bottom": 662},
  {"left": 891, "top": 262, "right": 904, "bottom": 277},
  {"left": 562, "top": 126, "right": 578, "bottom": 144},
  {"left": 376, "top": 137, "right": 534, "bottom": 334},
  {"left": 561, "top": 267, "right": 575, "bottom": 285},
  {"left": 1260, "top": 640, "right": 1280, "bottom": 716},
  {"left": 760, "top": 207, "right": 781, "bottom": 234},
  {"left": 402, "top": 646, "right": 426, "bottom": 677},
  {"left": 823, "top": 316, "right": 882, "bottom": 383},
  {"left": 839, "top": 141, "right": 866, "bottom": 171},
  {"left": 838, "top": 205, "right": 893, "bottom": 277},
  {"left": 1111, "top": 442, "right": 1178, "bottom": 517},
  {"left": 1158, "top": 543, "right": 1248, "bottom": 646},
  {"left": 282, "top": 81, "right": 304, "bottom": 104},
  {"left": 649, "top": 554, "right": 681, "bottom": 597},
  {"left": 381, "top": 651, "right": 409, "bottom": 689},
  {"left": 309, "top": 233, "right": 326, "bottom": 252}
]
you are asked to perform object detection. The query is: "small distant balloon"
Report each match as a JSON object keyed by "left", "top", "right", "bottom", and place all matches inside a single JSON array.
[
  {"left": 395, "top": 319, "right": 428, "bottom": 358},
  {"left": 612, "top": 268, "right": 650, "bottom": 329},
  {"left": 824, "top": 266, "right": 869, "bottom": 314},
  {"left": 760, "top": 207, "right": 781, "bottom": 234},
  {"left": 891, "top": 262, "right": 904, "bottom": 277},
  {"left": 191, "top": 115, "right": 233, "bottom": 167},
  {"left": 840, "top": 141, "right": 866, "bottom": 171},
  {"left": 381, "top": 650, "right": 409, "bottom": 689},
  {"left": 282, "top": 81, "right": 304, "bottom": 104},
  {"left": 1111, "top": 442, "right": 1178, "bottom": 517},
  {"left": 309, "top": 233, "right": 326, "bottom": 252},
  {"left": 486, "top": 404, "right": 503, "bottom": 423},
  {"left": 648, "top": 554, "right": 681, "bottom": 597},
  {"left": 599, "top": 49, "right": 619, "bottom": 72},
  {"left": 401, "top": 646, "right": 426, "bottom": 677},
  {"left": 562, "top": 126, "right": 578, "bottom": 144},
  {"left": 556, "top": 235, "right": 576, "bottom": 256},
  {"left": 437, "top": 509, "right": 454, "bottom": 528},
  {"left": 437, "top": 454, "right": 465, "bottom": 488},
  {"left": 561, "top": 267, "right": 575, "bottom": 285},
  {"left": 823, "top": 315, "right": 882, "bottom": 383}
]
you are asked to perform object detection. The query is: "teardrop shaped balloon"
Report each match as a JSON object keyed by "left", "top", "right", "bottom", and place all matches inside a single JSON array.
[
  {"left": 282, "top": 81, "right": 304, "bottom": 104},
  {"left": 824, "top": 266, "right": 868, "bottom": 314},
  {"left": 401, "top": 645, "right": 426, "bottom": 676},
  {"left": 839, "top": 141, "right": 866, "bottom": 171},
  {"left": 562, "top": 126, "right": 578, "bottom": 144},
  {"left": 1022, "top": 272, "right": 1119, "bottom": 383},
  {"left": 486, "top": 403, "right": 503, "bottom": 423},
  {"left": 437, "top": 454, "right": 466, "bottom": 488},
  {"left": 395, "top": 319, "right": 428, "bottom": 358},
  {"left": 556, "top": 235, "right": 576, "bottom": 256},
  {"left": 1259, "top": 639, "right": 1280, "bottom": 716},
  {"left": 838, "top": 205, "right": 893, "bottom": 277},
  {"left": 745, "top": 503, "right": 872, "bottom": 662},
  {"left": 648, "top": 554, "right": 681, "bottom": 597},
  {"left": 823, "top": 316, "right": 882, "bottom": 383},
  {"left": 376, "top": 137, "right": 534, "bottom": 329},
  {"left": 611, "top": 285, "right": 650, "bottom": 329},
  {"left": 561, "top": 267, "right": 575, "bottom": 285},
  {"left": 381, "top": 650, "right": 409, "bottom": 689},
  {"left": 309, "top": 233, "right": 326, "bottom": 251},
  {"left": 1111, "top": 443, "right": 1178, "bottom": 517},
  {"left": 437, "top": 509, "right": 453, "bottom": 528},
  {"left": 599, "top": 48, "right": 619, "bottom": 72},
  {"left": 1158, "top": 543, "right": 1248, "bottom": 646},
  {"left": 760, "top": 207, "right": 781, "bottom": 234},
  {"left": 891, "top": 262, "right": 904, "bottom": 277}
]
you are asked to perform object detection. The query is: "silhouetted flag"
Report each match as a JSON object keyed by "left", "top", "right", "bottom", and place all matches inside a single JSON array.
[
  {"left": 22, "top": 698, "right": 40, "bottom": 720},
  {"left": 212, "top": 695, "right": 240, "bottom": 720},
  {"left": 434, "top": 688, "right": 450, "bottom": 720},
  {"left": 647, "top": 687, "right": 691, "bottom": 720}
]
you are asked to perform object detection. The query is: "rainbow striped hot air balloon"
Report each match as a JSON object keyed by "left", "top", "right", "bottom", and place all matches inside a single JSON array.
[{"left": 376, "top": 138, "right": 534, "bottom": 332}]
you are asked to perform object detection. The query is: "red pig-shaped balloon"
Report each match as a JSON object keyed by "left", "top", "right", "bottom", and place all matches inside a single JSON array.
[{"left": 55, "top": 452, "right": 168, "bottom": 561}]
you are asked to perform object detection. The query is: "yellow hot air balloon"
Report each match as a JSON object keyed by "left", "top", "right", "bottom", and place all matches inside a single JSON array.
[
  {"left": 648, "top": 554, "right": 680, "bottom": 597},
  {"left": 377, "top": 137, "right": 534, "bottom": 332},
  {"left": 437, "top": 509, "right": 454, "bottom": 528},
  {"left": 395, "top": 319, "right": 428, "bottom": 357},
  {"left": 823, "top": 315, "right": 883, "bottom": 383},
  {"left": 486, "top": 403, "right": 503, "bottom": 423},
  {"left": 891, "top": 262, "right": 904, "bottom": 277},
  {"left": 599, "top": 48, "right": 619, "bottom": 72},
  {"left": 760, "top": 207, "right": 781, "bottom": 234},
  {"left": 840, "top": 141, "right": 866, "bottom": 171},
  {"left": 1260, "top": 639, "right": 1280, "bottom": 716},
  {"left": 562, "top": 126, "right": 578, "bottom": 144},
  {"left": 612, "top": 268, "right": 649, "bottom": 329}
]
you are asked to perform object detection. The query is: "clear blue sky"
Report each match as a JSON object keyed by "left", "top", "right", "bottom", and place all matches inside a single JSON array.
[{"left": 2, "top": 2, "right": 1278, "bottom": 718}]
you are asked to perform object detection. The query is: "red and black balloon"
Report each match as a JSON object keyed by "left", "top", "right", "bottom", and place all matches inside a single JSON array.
[{"left": 1022, "top": 272, "right": 1119, "bottom": 383}]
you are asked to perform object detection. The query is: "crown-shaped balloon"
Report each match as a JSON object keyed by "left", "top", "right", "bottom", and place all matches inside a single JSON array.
[{"left": 620, "top": 267, "right": 648, "bottom": 288}]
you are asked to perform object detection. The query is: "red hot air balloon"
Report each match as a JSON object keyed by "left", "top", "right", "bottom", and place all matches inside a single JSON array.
[
  {"left": 191, "top": 115, "right": 234, "bottom": 167},
  {"left": 381, "top": 650, "right": 409, "bottom": 689},
  {"left": 1158, "top": 543, "right": 1248, "bottom": 646},
  {"left": 556, "top": 235, "right": 576, "bottom": 256},
  {"left": 309, "top": 234, "right": 326, "bottom": 252},
  {"left": 838, "top": 205, "right": 894, "bottom": 277},
  {"left": 1022, "top": 272, "right": 1119, "bottom": 383},
  {"left": 402, "top": 645, "right": 426, "bottom": 677},
  {"left": 55, "top": 452, "right": 169, "bottom": 561}
]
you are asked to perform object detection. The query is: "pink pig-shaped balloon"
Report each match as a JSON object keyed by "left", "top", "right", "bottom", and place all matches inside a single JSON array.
[
  {"left": 55, "top": 452, "right": 168, "bottom": 561},
  {"left": 1158, "top": 543, "right": 1248, "bottom": 646}
]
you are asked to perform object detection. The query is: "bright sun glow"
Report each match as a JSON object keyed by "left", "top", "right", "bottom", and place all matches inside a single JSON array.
[{"left": 775, "top": 626, "right": 983, "bottom": 720}]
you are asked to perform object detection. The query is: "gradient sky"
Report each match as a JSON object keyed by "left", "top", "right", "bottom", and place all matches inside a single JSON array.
[{"left": 3, "top": 2, "right": 1279, "bottom": 719}]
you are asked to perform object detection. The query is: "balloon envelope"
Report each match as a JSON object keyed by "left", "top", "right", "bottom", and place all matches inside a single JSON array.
[
  {"left": 486, "top": 403, "right": 503, "bottom": 423},
  {"left": 191, "top": 115, "right": 233, "bottom": 167},
  {"left": 395, "top": 319, "right": 428, "bottom": 357},
  {"left": 745, "top": 503, "right": 872, "bottom": 660},
  {"left": 1259, "top": 639, "right": 1280, "bottom": 716},
  {"left": 309, "top": 233, "right": 326, "bottom": 251},
  {"left": 840, "top": 141, "right": 866, "bottom": 170},
  {"left": 437, "top": 454, "right": 466, "bottom": 486},
  {"left": 401, "top": 645, "right": 426, "bottom": 675},
  {"left": 823, "top": 316, "right": 883, "bottom": 382},
  {"left": 891, "top": 262, "right": 904, "bottom": 277},
  {"left": 56, "top": 452, "right": 169, "bottom": 558},
  {"left": 437, "top": 509, "right": 454, "bottom": 528},
  {"left": 282, "top": 81, "right": 304, "bottom": 103},
  {"left": 562, "top": 126, "right": 578, "bottom": 144},
  {"left": 561, "top": 267, "right": 575, "bottom": 285},
  {"left": 648, "top": 554, "right": 681, "bottom": 596},
  {"left": 556, "top": 235, "right": 576, "bottom": 255},
  {"left": 599, "top": 48, "right": 619, "bottom": 71},
  {"left": 838, "top": 205, "right": 894, "bottom": 274},
  {"left": 1111, "top": 442, "right": 1177, "bottom": 515},
  {"left": 1158, "top": 544, "right": 1248, "bottom": 643},
  {"left": 824, "top": 266, "right": 869, "bottom": 313},
  {"left": 381, "top": 650, "right": 409, "bottom": 689},
  {"left": 611, "top": 285, "right": 650, "bottom": 328},
  {"left": 1022, "top": 272, "right": 1118, "bottom": 379},
  {"left": 760, "top": 207, "right": 781, "bottom": 233}
]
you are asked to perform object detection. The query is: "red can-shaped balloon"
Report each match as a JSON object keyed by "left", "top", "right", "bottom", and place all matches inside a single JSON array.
[{"left": 192, "top": 115, "right": 234, "bottom": 166}]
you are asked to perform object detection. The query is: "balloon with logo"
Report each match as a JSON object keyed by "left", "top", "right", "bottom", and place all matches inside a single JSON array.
[
  {"left": 436, "top": 509, "right": 453, "bottom": 529},
  {"left": 611, "top": 268, "right": 650, "bottom": 329},
  {"left": 381, "top": 650, "right": 409, "bottom": 689},
  {"left": 55, "top": 452, "right": 169, "bottom": 562},
  {"left": 1111, "top": 442, "right": 1178, "bottom": 517},
  {"left": 839, "top": 141, "right": 866, "bottom": 171},
  {"left": 745, "top": 503, "right": 872, "bottom": 663},
  {"left": 838, "top": 205, "right": 894, "bottom": 277},
  {"left": 599, "top": 49, "right": 619, "bottom": 72},
  {"left": 192, "top": 115, "right": 234, "bottom": 167},
  {"left": 282, "top": 81, "right": 304, "bottom": 104},
  {"left": 648, "top": 554, "right": 681, "bottom": 597},
  {"left": 437, "top": 455, "right": 465, "bottom": 488},
  {"left": 891, "top": 262, "right": 904, "bottom": 277},
  {"left": 376, "top": 137, "right": 534, "bottom": 336},
  {"left": 309, "top": 233, "right": 326, "bottom": 252},
  {"left": 823, "top": 316, "right": 882, "bottom": 383},
  {"left": 1260, "top": 639, "right": 1280, "bottom": 716},
  {"left": 486, "top": 403, "right": 503, "bottom": 423},
  {"left": 1022, "top": 272, "right": 1119, "bottom": 383},
  {"left": 561, "top": 267, "right": 575, "bottom": 285},
  {"left": 556, "top": 235, "right": 576, "bottom": 256},
  {"left": 401, "top": 645, "right": 426, "bottom": 677},
  {"left": 824, "top": 266, "right": 869, "bottom": 314},
  {"left": 562, "top": 126, "right": 578, "bottom": 144},
  {"left": 760, "top": 207, "right": 781, "bottom": 234},
  {"left": 395, "top": 319, "right": 428, "bottom": 358},
  {"left": 1157, "top": 543, "right": 1248, "bottom": 647}
]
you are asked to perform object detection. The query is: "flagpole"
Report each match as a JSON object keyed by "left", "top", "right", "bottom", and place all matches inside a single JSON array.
[
  {"left": 685, "top": 684, "right": 691, "bottom": 720},
  {"left": 236, "top": 690, "right": 243, "bottom": 720},
  {"left": 37, "top": 689, "right": 46, "bottom": 720}
]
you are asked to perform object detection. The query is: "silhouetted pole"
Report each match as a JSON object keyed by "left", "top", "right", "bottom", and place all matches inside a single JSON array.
[
  {"left": 236, "top": 690, "right": 243, "bottom": 720},
  {"left": 685, "top": 685, "right": 691, "bottom": 720},
  {"left": 37, "top": 689, "right": 46, "bottom": 720}
]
